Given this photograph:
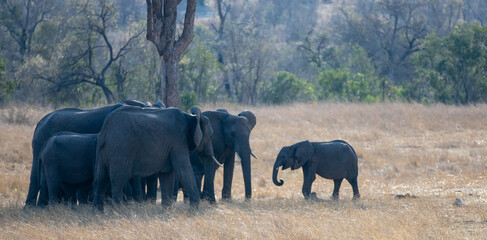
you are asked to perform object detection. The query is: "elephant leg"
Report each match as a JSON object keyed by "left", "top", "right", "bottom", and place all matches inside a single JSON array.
[
  {"left": 76, "top": 184, "right": 91, "bottom": 204},
  {"left": 201, "top": 157, "right": 217, "bottom": 203},
  {"left": 92, "top": 164, "right": 110, "bottom": 211},
  {"left": 182, "top": 190, "right": 189, "bottom": 203},
  {"left": 122, "top": 181, "right": 133, "bottom": 202},
  {"left": 47, "top": 177, "right": 62, "bottom": 205},
  {"left": 130, "top": 177, "right": 143, "bottom": 202},
  {"left": 347, "top": 177, "right": 360, "bottom": 200},
  {"left": 192, "top": 168, "right": 203, "bottom": 202},
  {"left": 193, "top": 163, "right": 203, "bottom": 194},
  {"left": 108, "top": 162, "right": 131, "bottom": 205},
  {"left": 25, "top": 149, "right": 41, "bottom": 206},
  {"left": 38, "top": 170, "right": 49, "bottom": 207},
  {"left": 140, "top": 178, "right": 147, "bottom": 200},
  {"left": 145, "top": 174, "right": 158, "bottom": 203},
  {"left": 110, "top": 175, "right": 130, "bottom": 205},
  {"left": 222, "top": 154, "right": 235, "bottom": 200},
  {"left": 180, "top": 163, "right": 202, "bottom": 203},
  {"left": 172, "top": 178, "right": 180, "bottom": 201},
  {"left": 62, "top": 185, "right": 77, "bottom": 205},
  {"left": 171, "top": 150, "right": 199, "bottom": 208},
  {"left": 302, "top": 166, "right": 316, "bottom": 200},
  {"left": 159, "top": 172, "right": 175, "bottom": 208},
  {"left": 332, "top": 178, "right": 343, "bottom": 200}
]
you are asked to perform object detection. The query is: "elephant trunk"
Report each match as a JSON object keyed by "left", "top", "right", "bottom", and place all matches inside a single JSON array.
[
  {"left": 273, "top": 159, "right": 284, "bottom": 186},
  {"left": 236, "top": 144, "right": 252, "bottom": 200}
]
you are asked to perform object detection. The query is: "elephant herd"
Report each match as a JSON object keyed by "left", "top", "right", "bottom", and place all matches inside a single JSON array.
[{"left": 25, "top": 99, "right": 360, "bottom": 210}]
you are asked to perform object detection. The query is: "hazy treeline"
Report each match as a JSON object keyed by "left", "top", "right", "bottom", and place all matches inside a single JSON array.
[{"left": 1, "top": 0, "right": 486, "bottom": 107}]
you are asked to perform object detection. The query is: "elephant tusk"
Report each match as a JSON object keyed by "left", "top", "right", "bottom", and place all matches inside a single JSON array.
[
  {"left": 212, "top": 156, "right": 223, "bottom": 168},
  {"left": 250, "top": 152, "right": 259, "bottom": 160}
]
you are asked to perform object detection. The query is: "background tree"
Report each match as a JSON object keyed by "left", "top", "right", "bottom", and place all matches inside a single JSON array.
[
  {"left": 146, "top": 0, "right": 196, "bottom": 108},
  {"left": 1, "top": 0, "right": 487, "bottom": 106},
  {"left": 409, "top": 23, "right": 487, "bottom": 104},
  {"left": 24, "top": 0, "right": 142, "bottom": 105},
  {"left": 179, "top": 32, "right": 220, "bottom": 103},
  {"left": 0, "top": 58, "right": 15, "bottom": 103},
  {"left": 0, "top": 0, "right": 54, "bottom": 64}
]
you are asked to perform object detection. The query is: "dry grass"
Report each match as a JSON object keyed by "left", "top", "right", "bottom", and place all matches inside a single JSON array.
[{"left": 1, "top": 103, "right": 486, "bottom": 239}]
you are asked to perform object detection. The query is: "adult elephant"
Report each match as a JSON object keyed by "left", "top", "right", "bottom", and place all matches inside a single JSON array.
[
  {"left": 92, "top": 106, "right": 215, "bottom": 210},
  {"left": 25, "top": 100, "right": 147, "bottom": 206},
  {"left": 174, "top": 109, "right": 257, "bottom": 203},
  {"left": 137, "top": 100, "right": 167, "bottom": 203}
]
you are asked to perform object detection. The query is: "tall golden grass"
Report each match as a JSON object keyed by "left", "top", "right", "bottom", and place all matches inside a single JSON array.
[{"left": 0, "top": 103, "right": 486, "bottom": 239}]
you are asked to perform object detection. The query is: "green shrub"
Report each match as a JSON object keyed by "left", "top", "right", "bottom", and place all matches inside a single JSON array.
[
  {"left": 262, "top": 71, "right": 316, "bottom": 104},
  {"left": 180, "top": 92, "right": 198, "bottom": 112}
]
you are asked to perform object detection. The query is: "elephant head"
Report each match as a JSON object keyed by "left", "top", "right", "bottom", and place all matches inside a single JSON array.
[
  {"left": 273, "top": 141, "right": 313, "bottom": 186},
  {"left": 153, "top": 99, "right": 165, "bottom": 108}
]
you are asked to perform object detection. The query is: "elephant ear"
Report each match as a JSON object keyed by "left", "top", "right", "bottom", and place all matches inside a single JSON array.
[
  {"left": 191, "top": 106, "right": 203, "bottom": 150},
  {"left": 292, "top": 141, "right": 313, "bottom": 170},
  {"left": 153, "top": 99, "right": 165, "bottom": 109},
  {"left": 238, "top": 110, "right": 256, "bottom": 131}
]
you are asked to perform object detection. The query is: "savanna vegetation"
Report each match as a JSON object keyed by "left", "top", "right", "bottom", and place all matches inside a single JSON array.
[
  {"left": 1, "top": 1, "right": 487, "bottom": 239},
  {"left": 0, "top": 103, "right": 486, "bottom": 238},
  {"left": 1, "top": 0, "right": 487, "bottom": 108}
]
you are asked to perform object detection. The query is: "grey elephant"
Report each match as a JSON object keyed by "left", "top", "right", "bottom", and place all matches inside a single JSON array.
[
  {"left": 92, "top": 106, "right": 215, "bottom": 210},
  {"left": 39, "top": 132, "right": 142, "bottom": 205},
  {"left": 136, "top": 100, "right": 166, "bottom": 203},
  {"left": 39, "top": 132, "right": 98, "bottom": 204},
  {"left": 273, "top": 140, "right": 360, "bottom": 200},
  {"left": 174, "top": 109, "right": 257, "bottom": 202},
  {"left": 26, "top": 99, "right": 147, "bottom": 206}
]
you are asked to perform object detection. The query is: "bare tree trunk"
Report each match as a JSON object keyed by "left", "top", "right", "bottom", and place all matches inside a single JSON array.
[
  {"left": 160, "top": 57, "right": 167, "bottom": 104},
  {"left": 166, "top": 57, "right": 181, "bottom": 107},
  {"left": 146, "top": 0, "right": 196, "bottom": 108}
]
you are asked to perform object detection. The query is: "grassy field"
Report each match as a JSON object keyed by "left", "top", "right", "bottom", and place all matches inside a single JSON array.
[{"left": 0, "top": 103, "right": 486, "bottom": 239}]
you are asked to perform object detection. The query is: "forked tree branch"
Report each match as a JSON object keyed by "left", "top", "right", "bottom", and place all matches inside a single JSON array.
[{"left": 175, "top": 0, "right": 196, "bottom": 58}]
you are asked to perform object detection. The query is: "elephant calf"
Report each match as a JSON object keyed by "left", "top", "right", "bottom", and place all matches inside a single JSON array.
[
  {"left": 273, "top": 140, "right": 360, "bottom": 201},
  {"left": 39, "top": 132, "right": 98, "bottom": 204},
  {"left": 39, "top": 132, "right": 141, "bottom": 205}
]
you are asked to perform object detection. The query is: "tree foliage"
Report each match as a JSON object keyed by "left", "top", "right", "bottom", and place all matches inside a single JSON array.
[
  {"left": 409, "top": 23, "right": 487, "bottom": 104},
  {"left": 262, "top": 71, "right": 315, "bottom": 104},
  {"left": 1, "top": 0, "right": 487, "bottom": 106}
]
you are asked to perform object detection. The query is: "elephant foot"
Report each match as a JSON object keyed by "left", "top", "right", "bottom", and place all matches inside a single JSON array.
[
  {"left": 353, "top": 193, "right": 361, "bottom": 200},
  {"left": 161, "top": 203, "right": 171, "bottom": 211},
  {"left": 201, "top": 192, "right": 216, "bottom": 203},
  {"left": 221, "top": 197, "right": 232, "bottom": 203},
  {"left": 25, "top": 200, "right": 37, "bottom": 207},
  {"left": 94, "top": 204, "right": 104, "bottom": 212},
  {"left": 331, "top": 194, "right": 339, "bottom": 200},
  {"left": 189, "top": 199, "right": 200, "bottom": 210},
  {"left": 310, "top": 192, "right": 324, "bottom": 202}
]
